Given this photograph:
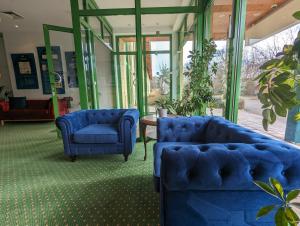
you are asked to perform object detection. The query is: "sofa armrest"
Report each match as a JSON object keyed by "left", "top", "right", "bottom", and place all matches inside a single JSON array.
[
  {"left": 160, "top": 144, "right": 300, "bottom": 192},
  {"left": 119, "top": 109, "right": 139, "bottom": 154},
  {"left": 157, "top": 116, "right": 210, "bottom": 142},
  {"left": 56, "top": 111, "right": 88, "bottom": 155}
]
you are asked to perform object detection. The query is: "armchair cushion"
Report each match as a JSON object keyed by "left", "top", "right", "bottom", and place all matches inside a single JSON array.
[{"left": 73, "top": 124, "right": 119, "bottom": 144}]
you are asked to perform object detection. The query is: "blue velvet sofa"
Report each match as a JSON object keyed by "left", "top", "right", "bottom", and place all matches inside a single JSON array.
[
  {"left": 154, "top": 116, "right": 300, "bottom": 226},
  {"left": 56, "top": 109, "right": 139, "bottom": 161}
]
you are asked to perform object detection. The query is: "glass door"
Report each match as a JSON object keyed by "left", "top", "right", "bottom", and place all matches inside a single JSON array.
[
  {"left": 143, "top": 35, "right": 171, "bottom": 114},
  {"left": 116, "top": 36, "right": 137, "bottom": 108}
]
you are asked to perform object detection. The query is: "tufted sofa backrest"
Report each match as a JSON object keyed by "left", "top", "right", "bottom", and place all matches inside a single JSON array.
[
  {"left": 157, "top": 116, "right": 211, "bottom": 143},
  {"left": 86, "top": 109, "right": 127, "bottom": 125},
  {"left": 161, "top": 143, "right": 300, "bottom": 191},
  {"left": 205, "top": 117, "right": 273, "bottom": 144}
]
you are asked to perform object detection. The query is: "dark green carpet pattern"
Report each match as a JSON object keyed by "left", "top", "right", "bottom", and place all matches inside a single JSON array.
[{"left": 0, "top": 123, "right": 159, "bottom": 226}]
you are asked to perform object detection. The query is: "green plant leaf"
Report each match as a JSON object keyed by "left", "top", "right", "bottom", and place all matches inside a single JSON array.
[
  {"left": 270, "top": 178, "right": 284, "bottom": 200},
  {"left": 270, "top": 109, "right": 276, "bottom": 124},
  {"left": 285, "top": 207, "right": 300, "bottom": 224},
  {"left": 294, "top": 113, "right": 300, "bottom": 121},
  {"left": 274, "top": 104, "right": 287, "bottom": 117},
  {"left": 275, "top": 208, "right": 289, "bottom": 226},
  {"left": 253, "top": 181, "right": 278, "bottom": 198},
  {"left": 286, "top": 190, "right": 300, "bottom": 202},
  {"left": 260, "top": 59, "right": 281, "bottom": 70},
  {"left": 262, "top": 119, "right": 269, "bottom": 131},
  {"left": 263, "top": 109, "right": 271, "bottom": 122},
  {"left": 293, "top": 11, "right": 300, "bottom": 20},
  {"left": 256, "top": 205, "right": 276, "bottom": 219}
]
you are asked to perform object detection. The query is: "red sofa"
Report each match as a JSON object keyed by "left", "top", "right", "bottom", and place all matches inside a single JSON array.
[{"left": 0, "top": 97, "right": 71, "bottom": 125}]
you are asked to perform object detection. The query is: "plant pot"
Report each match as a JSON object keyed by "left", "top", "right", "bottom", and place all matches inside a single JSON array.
[{"left": 158, "top": 108, "right": 168, "bottom": 118}]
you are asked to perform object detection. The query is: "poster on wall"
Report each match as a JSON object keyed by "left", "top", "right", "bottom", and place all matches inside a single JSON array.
[
  {"left": 11, "top": 53, "right": 39, "bottom": 89},
  {"left": 37, "top": 46, "right": 65, "bottom": 94},
  {"left": 65, "top": 51, "right": 78, "bottom": 88}
]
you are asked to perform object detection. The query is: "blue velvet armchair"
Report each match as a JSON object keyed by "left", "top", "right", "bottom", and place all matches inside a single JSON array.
[{"left": 56, "top": 109, "right": 139, "bottom": 161}]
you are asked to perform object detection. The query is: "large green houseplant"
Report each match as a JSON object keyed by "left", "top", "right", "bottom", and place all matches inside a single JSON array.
[
  {"left": 165, "top": 39, "right": 217, "bottom": 116},
  {"left": 256, "top": 11, "right": 300, "bottom": 130}
]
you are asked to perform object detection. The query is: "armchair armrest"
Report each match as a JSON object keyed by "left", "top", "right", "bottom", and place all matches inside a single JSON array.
[
  {"left": 157, "top": 116, "right": 210, "bottom": 142},
  {"left": 119, "top": 109, "right": 139, "bottom": 129},
  {"left": 56, "top": 111, "right": 88, "bottom": 155},
  {"left": 119, "top": 109, "right": 139, "bottom": 155}
]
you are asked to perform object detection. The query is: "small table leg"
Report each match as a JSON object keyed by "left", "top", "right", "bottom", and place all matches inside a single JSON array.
[{"left": 141, "top": 123, "right": 147, "bottom": 161}]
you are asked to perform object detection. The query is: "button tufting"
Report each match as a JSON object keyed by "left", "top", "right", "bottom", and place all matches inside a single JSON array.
[{"left": 282, "top": 170, "right": 286, "bottom": 176}]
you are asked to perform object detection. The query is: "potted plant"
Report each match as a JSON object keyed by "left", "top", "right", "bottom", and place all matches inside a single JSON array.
[
  {"left": 155, "top": 96, "right": 171, "bottom": 117},
  {"left": 255, "top": 11, "right": 300, "bottom": 130},
  {"left": 163, "top": 39, "right": 217, "bottom": 116},
  {"left": 254, "top": 178, "right": 300, "bottom": 225}
]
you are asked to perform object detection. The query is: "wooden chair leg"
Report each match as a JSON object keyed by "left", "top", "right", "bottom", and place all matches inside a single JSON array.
[
  {"left": 70, "top": 155, "right": 77, "bottom": 162},
  {"left": 124, "top": 154, "right": 129, "bottom": 162}
]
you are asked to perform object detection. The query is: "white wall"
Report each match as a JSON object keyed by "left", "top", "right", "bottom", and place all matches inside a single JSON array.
[
  {"left": 94, "top": 40, "right": 114, "bottom": 108},
  {"left": 2, "top": 30, "right": 115, "bottom": 110},
  {"left": 0, "top": 33, "right": 12, "bottom": 92}
]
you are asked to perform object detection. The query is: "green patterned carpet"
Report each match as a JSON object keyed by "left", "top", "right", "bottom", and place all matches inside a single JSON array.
[{"left": 0, "top": 122, "right": 159, "bottom": 226}]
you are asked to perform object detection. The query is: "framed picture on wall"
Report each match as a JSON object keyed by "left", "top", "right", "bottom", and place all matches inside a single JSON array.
[
  {"left": 65, "top": 51, "right": 78, "bottom": 88},
  {"left": 36, "top": 46, "right": 65, "bottom": 94},
  {"left": 11, "top": 53, "right": 39, "bottom": 89}
]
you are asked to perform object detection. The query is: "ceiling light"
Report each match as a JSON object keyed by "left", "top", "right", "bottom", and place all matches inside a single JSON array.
[{"left": 15, "top": 24, "right": 19, "bottom": 28}]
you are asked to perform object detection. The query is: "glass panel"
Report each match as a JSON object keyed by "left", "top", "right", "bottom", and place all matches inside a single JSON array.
[
  {"left": 103, "top": 26, "right": 113, "bottom": 48},
  {"left": 145, "top": 36, "right": 171, "bottom": 51},
  {"left": 145, "top": 53, "right": 171, "bottom": 113},
  {"left": 209, "top": 0, "right": 232, "bottom": 117},
  {"left": 119, "top": 55, "right": 137, "bottom": 108},
  {"left": 81, "top": 27, "right": 94, "bottom": 109},
  {"left": 88, "top": 17, "right": 102, "bottom": 35},
  {"left": 118, "top": 36, "right": 136, "bottom": 53},
  {"left": 50, "top": 31, "right": 80, "bottom": 113},
  {"left": 238, "top": 0, "right": 292, "bottom": 140},
  {"left": 94, "top": 38, "right": 114, "bottom": 108}
]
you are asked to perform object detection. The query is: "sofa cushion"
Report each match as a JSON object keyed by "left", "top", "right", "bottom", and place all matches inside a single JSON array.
[
  {"left": 73, "top": 124, "right": 119, "bottom": 144},
  {"left": 9, "top": 97, "right": 27, "bottom": 109},
  {"left": 153, "top": 142, "right": 201, "bottom": 178}
]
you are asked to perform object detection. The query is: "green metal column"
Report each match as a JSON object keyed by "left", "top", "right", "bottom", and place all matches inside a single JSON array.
[
  {"left": 225, "top": 0, "right": 247, "bottom": 123},
  {"left": 115, "top": 38, "right": 123, "bottom": 108},
  {"left": 70, "top": 0, "right": 89, "bottom": 109},
  {"left": 195, "top": 0, "right": 206, "bottom": 115},
  {"left": 195, "top": 0, "right": 205, "bottom": 54},
  {"left": 135, "top": 0, "right": 145, "bottom": 117},
  {"left": 203, "top": 2, "right": 212, "bottom": 40},
  {"left": 43, "top": 25, "right": 59, "bottom": 119}
]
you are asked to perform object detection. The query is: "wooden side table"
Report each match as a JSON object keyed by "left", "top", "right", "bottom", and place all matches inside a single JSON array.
[{"left": 140, "top": 115, "right": 158, "bottom": 161}]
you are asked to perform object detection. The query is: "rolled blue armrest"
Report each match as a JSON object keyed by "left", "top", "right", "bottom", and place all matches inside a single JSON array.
[
  {"left": 119, "top": 109, "right": 139, "bottom": 128},
  {"left": 56, "top": 110, "right": 89, "bottom": 155},
  {"left": 119, "top": 109, "right": 139, "bottom": 154}
]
